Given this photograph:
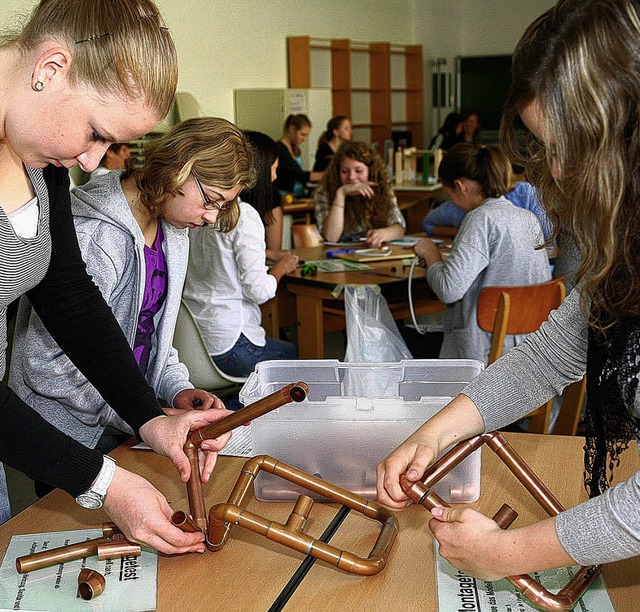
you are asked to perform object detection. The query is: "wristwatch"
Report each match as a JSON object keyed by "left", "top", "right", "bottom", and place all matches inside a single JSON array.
[{"left": 75, "top": 455, "right": 116, "bottom": 509}]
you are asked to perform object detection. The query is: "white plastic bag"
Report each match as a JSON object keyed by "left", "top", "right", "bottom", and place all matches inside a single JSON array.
[{"left": 344, "top": 285, "right": 412, "bottom": 362}]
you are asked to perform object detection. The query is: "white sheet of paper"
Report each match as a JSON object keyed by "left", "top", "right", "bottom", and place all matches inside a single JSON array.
[{"left": 0, "top": 528, "right": 158, "bottom": 611}]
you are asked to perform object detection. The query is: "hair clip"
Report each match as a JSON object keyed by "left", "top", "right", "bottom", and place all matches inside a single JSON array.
[{"left": 75, "top": 32, "right": 111, "bottom": 45}]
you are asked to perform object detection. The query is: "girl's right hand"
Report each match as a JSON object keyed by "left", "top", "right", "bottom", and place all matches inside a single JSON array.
[{"left": 339, "top": 182, "right": 378, "bottom": 199}]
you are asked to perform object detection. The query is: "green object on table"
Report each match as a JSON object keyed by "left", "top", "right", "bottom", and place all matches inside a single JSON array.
[{"left": 422, "top": 152, "right": 430, "bottom": 185}]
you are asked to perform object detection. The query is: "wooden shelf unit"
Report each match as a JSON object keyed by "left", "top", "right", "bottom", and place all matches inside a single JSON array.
[{"left": 287, "top": 36, "right": 423, "bottom": 150}]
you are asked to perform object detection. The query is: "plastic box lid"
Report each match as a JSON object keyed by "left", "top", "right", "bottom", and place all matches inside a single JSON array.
[{"left": 239, "top": 359, "right": 484, "bottom": 503}]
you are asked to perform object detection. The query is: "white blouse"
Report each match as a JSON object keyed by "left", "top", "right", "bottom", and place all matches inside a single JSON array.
[{"left": 183, "top": 200, "right": 277, "bottom": 355}]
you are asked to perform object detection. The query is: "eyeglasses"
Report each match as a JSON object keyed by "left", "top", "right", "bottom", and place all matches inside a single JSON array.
[{"left": 192, "top": 173, "right": 233, "bottom": 212}]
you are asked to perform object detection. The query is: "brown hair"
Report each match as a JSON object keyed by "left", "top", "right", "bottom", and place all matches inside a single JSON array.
[
  {"left": 11, "top": 0, "right": 177, "bottom": 119},
  {"left": 438, "top": 143, "right": 511, "bottom": 202},
  {"left": 283, "top": 114, "right": 311, "bottom": 157},
  {"left": 124, "top": 117, "right": 256, "bottom": 232},
  {"left": 500, "top": 0, "right": 640, "bottom": 328},
  {"left": 321, "top": 141, "right": 395, "bottom": 234}
]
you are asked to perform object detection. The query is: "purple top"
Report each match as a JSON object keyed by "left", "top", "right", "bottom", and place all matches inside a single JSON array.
[{"left": 133, "top": 223, "right": 167, "bottom": 374}]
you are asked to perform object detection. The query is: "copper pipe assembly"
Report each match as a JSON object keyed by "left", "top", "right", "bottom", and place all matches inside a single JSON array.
[
  {"left": 182, "top": 382, "right": 309, "bottom": 531},
  {"left": 205, "top": 455, "right": 398, "bottom": 575},
  {"left": 77, "top": 568, "right": 106, "bottom": 601},
  {"left": 16, "top": 526, "right": 137, "bottom": 574},
  {"left": 400, "top": 431, "right": 601, "bottom": 611}
]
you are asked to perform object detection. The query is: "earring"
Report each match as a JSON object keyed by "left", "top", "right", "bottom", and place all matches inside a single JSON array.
[{"left": 34, "top": 80, "right": 44, "bottom": 92}]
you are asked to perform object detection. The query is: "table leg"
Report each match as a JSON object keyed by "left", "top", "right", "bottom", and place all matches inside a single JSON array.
[{"left": 296, "top": 294, "right": 325, "bottom": 358}]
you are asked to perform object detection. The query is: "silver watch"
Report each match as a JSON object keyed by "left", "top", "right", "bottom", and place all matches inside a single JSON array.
[{"left": 76, "top": 455, "right": 116, "bottom": 509}]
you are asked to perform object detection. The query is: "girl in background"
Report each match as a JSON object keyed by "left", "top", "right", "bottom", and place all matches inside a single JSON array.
[
  {"left": 314, "top": 140, "right": 405, "bottom": 247},
  {"left": 411, "top": 143, "right": 551, "bottom": 363},
  {"left": 274, "top": 114, "right": 323, "bottom": 196},
  {"left": 313, "top": 115, "right": 353, "bottom": 172},
  {"left": 184, "top": 131, "right": 299, "bottom": 378},
  {"left": 242, "top": 131, "right": 291, "bottom": 262},
  {"left": 11, "top": 118, "right": 253, "bottom": 470}
]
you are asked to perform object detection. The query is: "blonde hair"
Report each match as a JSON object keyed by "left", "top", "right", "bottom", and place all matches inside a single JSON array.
[
  {"left": 322, "top": 141, "right": 395, "bottom": 234},
  {"left": 501, "top": 0, "right": 640, "bottom": 328},
  {"left": 125, "top": 117, "right": 256, "bottom": 232},
  {"left": 11, "top": 0, "right": 177, "bottom": 118}
]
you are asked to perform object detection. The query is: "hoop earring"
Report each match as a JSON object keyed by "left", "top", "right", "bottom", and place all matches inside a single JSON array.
[{"left": 34, "top": 80, "right": 44, "bottom": 92}]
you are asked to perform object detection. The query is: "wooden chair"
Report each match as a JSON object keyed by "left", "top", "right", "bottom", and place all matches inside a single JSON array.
[
  {"left": 291, "top": 223, "right": 323, "bottom": 248},
  {"left": 477, "top": 278, "right": 586, "bottom": 434}
]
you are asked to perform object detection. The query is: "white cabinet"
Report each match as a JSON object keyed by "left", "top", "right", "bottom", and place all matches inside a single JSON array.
[{"left": 234, "top": 88, "right": 332, "bottom": 171}]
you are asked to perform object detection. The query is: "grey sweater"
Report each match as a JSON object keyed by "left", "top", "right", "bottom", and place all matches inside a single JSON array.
[
  {"left": 464, "top": 289, "right": 640, "bottom": 565},
  {"left": 426, "top": 197, "right": 551, "bottom": 364},
  {"left": 9, "top": 171, "right": 192, "bottom": 448}
]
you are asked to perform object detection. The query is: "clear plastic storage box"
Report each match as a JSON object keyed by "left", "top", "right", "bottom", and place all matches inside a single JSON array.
[{"left": 239, "top": 359, "right": 484, "bottom": 503}]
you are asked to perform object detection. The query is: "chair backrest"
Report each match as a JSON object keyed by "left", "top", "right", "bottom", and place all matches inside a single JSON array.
[
  {"left": 478, "top": 278, "right": 566, "bottom": 365},
  {"left": 291, "top": 223, "right": 323, "bottom": 249},
  {"left": 173, "top": 299, "right": 246, "bottom": 394}
]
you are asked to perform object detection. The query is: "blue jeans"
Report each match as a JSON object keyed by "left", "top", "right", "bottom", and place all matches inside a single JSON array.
[{"left": 213, "top": 334, "right": 297, "bottom": 378}]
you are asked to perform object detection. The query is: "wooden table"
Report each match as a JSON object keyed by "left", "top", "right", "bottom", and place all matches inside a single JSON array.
[
  {"left": 1, "top": 433, "right": 638, "bottom": 611},
  {"left": 262, "top": 244, "right": 446, "bottom": 359}
]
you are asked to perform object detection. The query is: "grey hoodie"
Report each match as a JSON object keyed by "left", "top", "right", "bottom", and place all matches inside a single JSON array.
[{"left": 9, "top": 171, "right": 192, "bottom": 448}]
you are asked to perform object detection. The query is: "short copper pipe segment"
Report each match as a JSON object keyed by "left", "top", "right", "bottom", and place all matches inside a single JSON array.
[
  {"left": 15, "top": 536, "right": 111, "bottom": 574},
  {"left": 77, "top": 568, "right": 106, "bottom": 601},
  {"left": 171, "top": 510, "right": 201, "bottom": 533},
  {"left": 96, "top": 541, "right": 141, "bottom": 560},
  {"left": 206, "top": 455, "right": 398, "bottom": 575},
  {"left": 184, "top": 382, "right": 309, "bottom": 531}
]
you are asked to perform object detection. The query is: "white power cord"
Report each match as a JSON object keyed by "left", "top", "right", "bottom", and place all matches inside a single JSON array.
[{"left": 407, "top": 255, "right": 428, "bottom": 334}]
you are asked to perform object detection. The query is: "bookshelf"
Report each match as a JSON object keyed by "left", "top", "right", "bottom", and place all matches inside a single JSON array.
[{"left": 287, "top": 36, "right": 424, "bottom": 150}]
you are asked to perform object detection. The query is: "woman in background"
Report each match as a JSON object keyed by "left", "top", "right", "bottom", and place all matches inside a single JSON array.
[
  {"left": 184, "top": 131, "right": 299, "bottom": 378},
  {"left": 274, "top": 114, "right": 323, "bottom": 196},
  {"left": 242, "top": 131, "right": 290, "bottom": 262},
  {"left": 11, "top": 117, "right": 253, "bottom": 471},
  {"left": 314, "top": 141, "right": 405, "bottom": 248},
  {"left": 461, "top": 110, "right": 481, "bottom": 144},
  {"left": 411, "top": 143, "right": 550, "bottom": 364},
  {"left": 313, "top": 115, "right": 353, "bottom": 172},
  {"left": 428, "top": 111, "right": 464, "bottom": 151}
]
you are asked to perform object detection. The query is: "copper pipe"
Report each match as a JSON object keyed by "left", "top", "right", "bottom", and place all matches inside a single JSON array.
[
  {"left": 97, "top": 541, "right": 141, "bottom": 560},
  {"left": 187, "top": 382, "right": 309, "bottom": 447},
  {"left": 482, "top": 432, "right": 565, "bottom": 516},
  {"left": 171, "top": 510, "right": 202, "bottom": 533},
  {"left": 101, "top": 522, "right": 122, "bottom": 538},
  {"left": 16, "top": 536, "right": 111, "bottom": 573},
  {"left": 400, "top": 431, "right": 601, "bottom": 611},
  {"left": 206, "top": 455, "right": 397, "bottom": 575},
  {"left": 183, "top": 382, "right": 309, "bottom": 531},
  {"left": 77, "top": 568, "right": 106, "bottom": 601}
]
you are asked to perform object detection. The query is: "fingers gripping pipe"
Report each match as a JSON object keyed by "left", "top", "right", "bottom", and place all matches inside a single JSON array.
[
  {"left": 182, "top": 382, "right": 309, "bottom": 531},
  {"left": 400, "top": 431, "right": 600, "bottom": 611}
]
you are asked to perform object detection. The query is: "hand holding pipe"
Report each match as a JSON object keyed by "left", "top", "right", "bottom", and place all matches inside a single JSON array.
[
  {"left": 400, "top": 431, "right": 600, "bottom": 611},
  {"left": 183, "top": 382, "right": 309, "bottom": 531}
]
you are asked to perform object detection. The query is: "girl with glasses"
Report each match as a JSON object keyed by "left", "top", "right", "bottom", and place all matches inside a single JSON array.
[{"left": 11, "top": 117, "right": 255, "bottom": 477}]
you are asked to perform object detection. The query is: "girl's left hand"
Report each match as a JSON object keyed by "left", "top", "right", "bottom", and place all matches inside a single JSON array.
[
  {"left": 365, "top": 228, "right": 387, "bottom": 248},
  {"left": 429, "top": 506, "right": 509, "bottom": 580},
  {"left": 172, "top": 389, "right": 224, "bottom": 412}
]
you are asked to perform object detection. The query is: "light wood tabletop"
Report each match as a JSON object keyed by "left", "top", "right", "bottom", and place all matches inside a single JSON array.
[{"left": 0, "top": 432, "right": 638, "bottom": 611}]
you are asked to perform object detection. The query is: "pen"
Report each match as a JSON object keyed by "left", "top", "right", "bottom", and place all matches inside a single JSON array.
[{"left": 326, "top": 248, "right": 355, "bottom": 258}]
